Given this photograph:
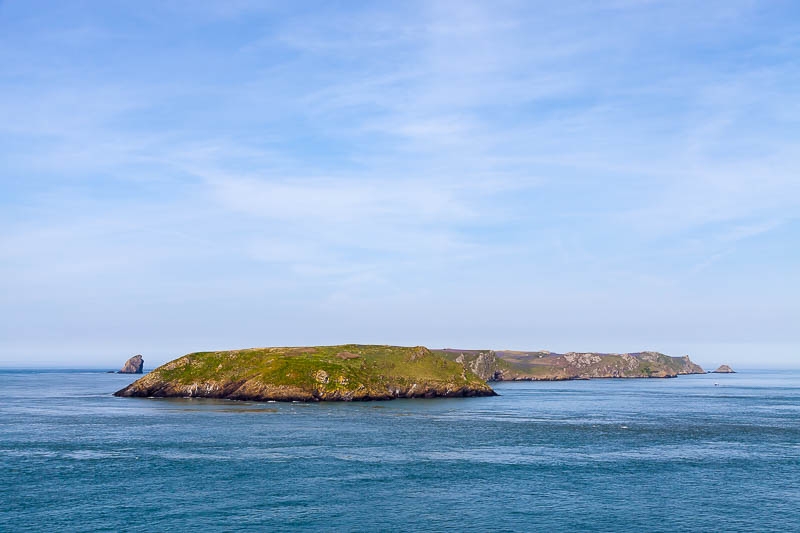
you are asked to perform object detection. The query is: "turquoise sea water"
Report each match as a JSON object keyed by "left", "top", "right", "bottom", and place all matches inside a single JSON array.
[{"left": 1, "top": 370, "right": 798, "bottom": 532}]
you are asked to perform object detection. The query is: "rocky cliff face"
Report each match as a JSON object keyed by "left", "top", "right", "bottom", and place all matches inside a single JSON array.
[
  {"left": 451, "top": 350, "right": 502, "bottom": 381},
  {"left": 436, "top": 349, "right": 705, "bottom": 381},
  {"left": 118, "top": 354, "right": 144, "bottom": 374},
  {"left": 677, "top": 355, "right": 706, "bottom": 374},
  {"left": 114, "top": 345, "right": 496, "bottom": 402}
]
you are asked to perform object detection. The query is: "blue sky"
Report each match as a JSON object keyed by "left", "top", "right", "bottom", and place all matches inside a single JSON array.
[{"left": 1, "top": 1, "right": 798, "bottom": 369}]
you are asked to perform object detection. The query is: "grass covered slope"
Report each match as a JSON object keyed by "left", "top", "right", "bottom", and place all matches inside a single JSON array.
[
  {"left": 436, "top": 349, "right": 705, "bottom": 381},
  {"left": 114, "top": 345, "right": 496, "bottom": 402}
]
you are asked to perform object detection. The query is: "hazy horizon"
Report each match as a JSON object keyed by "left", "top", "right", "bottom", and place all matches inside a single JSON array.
[
  {"left": 2, "top": 2, "right": 798, "bottom": 369},
  {"left": 1, "top": 341, "right": 797, "bottom": 372}
]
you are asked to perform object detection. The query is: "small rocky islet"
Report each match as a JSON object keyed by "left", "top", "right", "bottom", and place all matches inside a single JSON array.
[
  {"left": 114, "top": 345, "right": 706, "bottom": 402},
  {"left": 118, "top": 354, "right": 144, "bottom": 374},
  {"left": 435, "top": 348, "right": 705, "bottom": 381},
  {"left": 712, "top": 364, "right": 736, "bottom": 373}
]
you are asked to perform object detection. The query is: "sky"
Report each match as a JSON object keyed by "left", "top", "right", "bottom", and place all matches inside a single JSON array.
[{"left": 1, "top": 0, "right": 798, "bottom": 369}]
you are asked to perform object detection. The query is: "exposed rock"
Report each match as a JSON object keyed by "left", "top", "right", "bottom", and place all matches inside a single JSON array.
[
  {"left": 437, "top": 350, "right": 503, "bottom": 381},
  {"left": 118, "top": 354, "right": 144, "bottom": 374},
  {"left": 712, "top": 364, "right": 736, "bottom": 373},
  {"left": 564, "top": 352, "right": 602, "bottom": 368},
  {"left": 408, "top": 346, "right": 427, "bottom": 361},
  {"left": 469, "top": 352, "right": 499, "bottom": 381},
  {"left": 677, "top": 355, "right": 706, "bottom": 375}
]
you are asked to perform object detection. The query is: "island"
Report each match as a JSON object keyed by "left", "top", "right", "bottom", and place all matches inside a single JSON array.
[
  {"left": 435, "top": 349, "right": 705, "bottom": 381},
  {"left": 114, "top": 345, "right": 707, "bottom": 402},
  {"left": 712, "top": 364, "right": 736, "bottom": 373},
  {"left": 114, "top": 345, "right": 496, "bottom": 401}
]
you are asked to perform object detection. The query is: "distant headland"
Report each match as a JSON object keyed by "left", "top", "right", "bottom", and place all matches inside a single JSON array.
[
  {"left": 435, "top": 349, "right": 705, "bottom": 381},
  {"left": 114, "top": 345, "right": 706, "bottom": 402}
]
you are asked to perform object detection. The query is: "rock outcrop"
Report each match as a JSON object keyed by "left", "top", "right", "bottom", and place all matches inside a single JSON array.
[
  {"left": 118, "top": 355, "right": 144, "bottom": 374},
  {"left": 437, "top": 349, "right": 706, "bottom": 381},
  {"left": 451, "top": 350, "right": 503, "bottom": 381},
  {"left": 114, "top": 345, "right": 496, "bottom": 402},
  {"left": 712, "top": 364, "right": 736, "bottom": 373}
]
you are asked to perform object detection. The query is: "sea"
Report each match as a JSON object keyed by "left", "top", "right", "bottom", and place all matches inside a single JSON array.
[{"left": 1, "top": 370, "right": 798, "bottom": 532}]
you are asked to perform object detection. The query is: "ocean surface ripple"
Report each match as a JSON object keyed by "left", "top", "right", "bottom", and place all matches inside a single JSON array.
[{"left": 1, "top": 370, "right": 798, "bottom": 532}]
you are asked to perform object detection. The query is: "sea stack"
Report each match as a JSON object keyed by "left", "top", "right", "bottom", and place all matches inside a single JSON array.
[
  {"left": 712, "top": 364, "right": 735, "bottom": 373},
  {"left": 118, "top": 355, "right": 144, "bottom": 374}
]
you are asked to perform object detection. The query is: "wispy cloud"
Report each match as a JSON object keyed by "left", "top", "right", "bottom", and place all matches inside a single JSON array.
[{"left": 1, "top": 0, "right": 799, "bottom": 365}]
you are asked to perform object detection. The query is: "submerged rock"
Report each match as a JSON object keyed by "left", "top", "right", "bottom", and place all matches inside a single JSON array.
[
  {"left": 118, "top": 355, "right": 144, "bottom": 374},
  {"left": 712, "top": 364, "right": 736, "bottom": 373}
]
